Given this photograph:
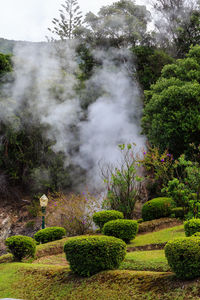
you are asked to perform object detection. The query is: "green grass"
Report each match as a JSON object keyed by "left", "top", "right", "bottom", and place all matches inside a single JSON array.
[
  {"left": 121, "top": 250, "right": 170, "bottom": 272},
  {"left": 1, "top": 224, "right": 197, "bottom": 299},
  {"left": 34, "top": 249, "right": 170, "bottom": 272},
  {"left": 129, "top": 225, "right": 184, "bottom": 247}
]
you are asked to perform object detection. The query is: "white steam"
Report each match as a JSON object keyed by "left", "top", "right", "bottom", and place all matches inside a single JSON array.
[
  {"left": 1, "top": 42, "right": 145, "bottom": 191},
  {"left": 75, "top": 48, "right": 145, "bottom": 189}
]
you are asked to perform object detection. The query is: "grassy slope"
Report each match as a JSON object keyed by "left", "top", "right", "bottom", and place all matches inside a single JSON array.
[
  {"left": 1, "top": 224, "right": 197, "bottom": 300},
  {"left": 1, "top": 263, "right": 200, "bottom": 300},
  {"left": 121, "top": 250, "right": 170, "bottom": 272},
  {"left": 129, "top": 225, "right": 184, "bottom": 247},
  {"left": 34, "top": 250, "right": 170, "bottom": 272}
]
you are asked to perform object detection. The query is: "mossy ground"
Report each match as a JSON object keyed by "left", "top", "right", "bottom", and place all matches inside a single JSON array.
[
  {"left": 1, "top": 263, "right": 200, "bottom": 299},
  {"left": 2, "top": 223, "right": 198, "bottom": 300}
]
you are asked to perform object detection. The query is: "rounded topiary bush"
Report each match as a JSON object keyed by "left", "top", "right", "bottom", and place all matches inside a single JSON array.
[
  {"left": 165, "top": 237, "right": 200, "bottom": 279},
  {"left": 64, "top": 235, "right": 126, "bottom": 277},
  {"left": 142, "top": 197, "right": 176, "bottom": 221},
  {"left": 34, "top": 227, "right": 66, "bottom": 244},
  {"left": 5, "top": 235, "right": 36, "bottom": 261},
  {"left": 184, "top": 219, "right": 200, "bottom": 237},
  {"left": 102, "top": 219, "right": 138, "bottom": 243},
  {"left": 93, "top": 210, "right": 124, "bottom": 230}
]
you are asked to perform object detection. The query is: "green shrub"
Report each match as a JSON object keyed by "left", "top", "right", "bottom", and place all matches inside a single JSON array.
[
  {"left": 165, "top": 237, "right": 200, "bottom": 279},
  {"left": 137, "top": 218, "right": 143, "bottom": 223},
  {"left": 171, "top": 207, "right": 185, "bottom": 219},
  {"left": 93, "top": 210, "right": 124, "bottom": 230},
  {"left": 192, "top": 232, "right": 200, "bottom": 237},
  {"left": 34, "top": 227, "right": 66, "bottom": 244},
  {"left": 184, "top": 219, "right": 200, "bottom": 237},
  {"left": 5, "top": 235, "right": 36, "bottom": 261},
  {"left": 142, "top": 197, "right": 176, "bottom": 221},
  {"left": 102, "top": 219, "right": 138, "bottom": 243},
  {"left": 64, "top": 235, "right": 126, "bottom": 277}
]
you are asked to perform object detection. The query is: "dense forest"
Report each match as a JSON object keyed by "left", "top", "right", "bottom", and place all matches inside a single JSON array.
[{"left": 1, "top": 0, "right": 200, "bottom": 220}]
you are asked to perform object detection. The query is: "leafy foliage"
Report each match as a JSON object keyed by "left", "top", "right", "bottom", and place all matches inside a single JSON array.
[
  {"left": 184, "top": 218, "right": 200, "bottom": 236},
  {"left": 75, "top": 0, "right": 150, "bottom": 48},
  {"left": 140, "top": 147, "right": 175, "bottom": 199},
  {"left": 175, "top": 10, "right": 200, "bottom": 58},
  {"left": 132, "top": 46, "right": 173, "bottom": 90},
  {"left": 0, "top": 120, "right": 72, "bottom": 193},
  {"left": 165, "top": 236, "right": 200, "bottom": 279},
  {"left": 102, "top": 144, "right": 143, "bottom": 219},
  {"left": 5, "top": 235, "right": 36, "bottom": 261},
  {"left": 102, "top": 219, "right": 138, "bottom": 243},
  {"left": 92, "top": 210, "right": 124, "bottom": 230},
  {"left": 142, "top": 197, "right": 176, "bottom": 221},
  {"left": 142, "top": 45, "right": 200, "bottom": 157},
  {"left": 0, "top": 52, "right": 12, "bottom": 77},
  {"left": 64, "top": 235, "right": 126, "bottom": 276},
  {"left": 162, "top": 154, "right": 200, "bottom": 217},
  {"left": 34, "top": 227, "right": 66, "bottom": 244}
]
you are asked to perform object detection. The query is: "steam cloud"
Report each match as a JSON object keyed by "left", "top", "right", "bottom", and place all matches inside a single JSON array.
[
  {"left": 75, "top": 48, "right": 145, "bottom": 189},
  {"left": 1, "top": 41, "right": 145, "bottom": 191}
]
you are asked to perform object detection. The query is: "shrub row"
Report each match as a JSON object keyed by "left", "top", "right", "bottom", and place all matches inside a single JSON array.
[
  {"left": 5, "top": 227, "right": 66, "bottom": 261},
  {"left": 93, "top": 210, "right": 124, "bottom": 230}
]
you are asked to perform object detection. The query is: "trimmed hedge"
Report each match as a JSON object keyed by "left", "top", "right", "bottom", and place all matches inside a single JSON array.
[
  {"left": 64, "top": 235, "right": 126, "bottom": 277},
  {"left": 93, "top": 210, "right": 124, "bottom": 230},
  {"left": 5, "top": 235, "right": 36, "bottom": 261},
  {"left": 184, "top": 219, "right": 200, "bottom": 237},
  {"left": 34, "top": 227, "right": 66, "bottom": 244},
  {"left": 165, "top": 237, "right": 200, "bottom": 279},
  {"left": 171, "top": 207, "right": 184, "bottom": 219},
  {"left": 102, "top": 219, "right": 138, "bottom": 243},
  {"left": 142, "top": 197, "right": 176, "bottom": 221}
]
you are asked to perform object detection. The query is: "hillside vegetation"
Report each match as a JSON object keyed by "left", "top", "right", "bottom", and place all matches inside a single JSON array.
[{"left": 2, "top": 223, "right": 200, "bottom": 300}]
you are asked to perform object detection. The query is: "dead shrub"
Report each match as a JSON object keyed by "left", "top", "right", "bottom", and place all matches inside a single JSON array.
[{"left": 46, "top": 191, "right": 100, "bottom": 236}]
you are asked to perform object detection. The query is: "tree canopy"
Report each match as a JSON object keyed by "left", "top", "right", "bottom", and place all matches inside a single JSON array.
[
  {"left": 75, "top": 0, "right": 151, "bottom": 47},
  {"left": 142, "top": 45, "right": 200, "bottom": 157}
]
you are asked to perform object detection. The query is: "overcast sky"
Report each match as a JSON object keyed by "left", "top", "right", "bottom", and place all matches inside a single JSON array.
[{"left": 0, "top": 0, "right": 148, "bottom": 42}]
